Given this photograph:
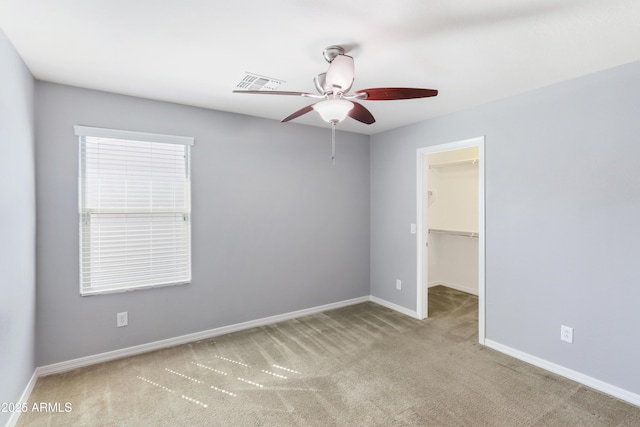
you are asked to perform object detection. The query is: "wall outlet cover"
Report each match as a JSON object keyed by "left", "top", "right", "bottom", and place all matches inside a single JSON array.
[
  {"left": 117, "top": 312, "right": 128, "bottom": 327},
  {"left": 561, "top": 325, "right": 573, "bottom": 343}
]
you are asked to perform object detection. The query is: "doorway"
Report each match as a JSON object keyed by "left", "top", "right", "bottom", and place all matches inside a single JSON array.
[{"left": 416, "top": 136, "right": 485, "bottom": 344}]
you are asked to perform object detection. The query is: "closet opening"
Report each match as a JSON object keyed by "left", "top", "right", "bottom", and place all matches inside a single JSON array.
[{"left": 416, "top": 137, "right": 485, "bottom": 344}]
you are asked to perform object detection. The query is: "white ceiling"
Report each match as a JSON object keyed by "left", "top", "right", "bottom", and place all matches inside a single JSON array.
[{"left": 1, "top": 0, "right": 639, "bottom": 135}]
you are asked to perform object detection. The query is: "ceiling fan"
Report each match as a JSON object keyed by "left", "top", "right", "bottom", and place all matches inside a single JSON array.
[{"left": 233, "top": 45, "right": 438, "bottom": 126}]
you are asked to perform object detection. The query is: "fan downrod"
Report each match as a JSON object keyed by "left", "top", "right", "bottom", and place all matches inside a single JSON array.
[{"left": 323, "top": 45, "right": 345, "bottom": 63}]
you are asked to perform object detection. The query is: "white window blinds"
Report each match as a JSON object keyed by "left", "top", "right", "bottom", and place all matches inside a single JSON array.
[{"left": 75, "top": 126, "right": 194, "bottom": 295}]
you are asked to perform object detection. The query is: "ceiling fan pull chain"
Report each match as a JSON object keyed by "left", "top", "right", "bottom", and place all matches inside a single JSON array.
[{"left": 331, "top": 122, "right": 336, "bottom": 165}]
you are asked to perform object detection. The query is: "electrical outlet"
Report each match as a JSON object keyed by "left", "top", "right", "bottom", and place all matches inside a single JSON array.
[
  {"left": 117, "top": 312, "right": 128, "bottom": 327},
  {"left": 560, "top": 325, "right": 573, "bottom": 343},
  {"left": 396, "top": 280, "right": 402, "bottom": 290}
]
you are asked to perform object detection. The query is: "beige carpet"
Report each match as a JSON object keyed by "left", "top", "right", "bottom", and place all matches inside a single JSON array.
[{"left": 17, "top": 286, "right": 640, "bottom": 426}]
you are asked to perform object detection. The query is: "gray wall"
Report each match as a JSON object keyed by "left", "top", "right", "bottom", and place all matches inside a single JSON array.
[
  {"left": 0, "top": 31, "right": 36, "bottom": 426},
  {"left": 370, "top": 60, "right": 640, "bottom": 394},
  {"left": 35, "top": 82, "right": 370, "bottom": 366}
]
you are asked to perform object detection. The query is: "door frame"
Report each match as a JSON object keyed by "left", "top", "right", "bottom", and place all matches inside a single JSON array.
[{"left": 416, "top": 136, "right": 486, "bottom": 344}]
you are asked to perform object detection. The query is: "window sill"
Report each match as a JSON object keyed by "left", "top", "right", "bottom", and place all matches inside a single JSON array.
[{"left": 80, "top": 281, "right": 190, "bottom": 296}]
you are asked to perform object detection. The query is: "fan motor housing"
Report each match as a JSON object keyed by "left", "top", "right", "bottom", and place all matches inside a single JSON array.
[{"left": 323, "top": 46, "right": 345, "bottom": 63}]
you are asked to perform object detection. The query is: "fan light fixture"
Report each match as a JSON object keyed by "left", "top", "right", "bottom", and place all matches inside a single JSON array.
[
  {"left": 233, "top": 45, "right": 439, "bottom": 164},
  {"left": 313, "top": 100, "right": 354, "bottom": 123},
  {"left": 312, "top": 99, "right": 354, "bottom": 165}
]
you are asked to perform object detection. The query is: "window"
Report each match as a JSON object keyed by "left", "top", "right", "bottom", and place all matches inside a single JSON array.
[{"left": 75, "top": 126, "right": 194, "bottom": 295}]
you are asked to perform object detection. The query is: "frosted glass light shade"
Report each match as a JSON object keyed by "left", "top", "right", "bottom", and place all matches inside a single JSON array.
[{"left": 313, "top": 100, "right": 354, "bottom": 123}]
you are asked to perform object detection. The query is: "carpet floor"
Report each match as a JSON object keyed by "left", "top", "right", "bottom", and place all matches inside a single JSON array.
[{"left": 17, "top": 286, "right": 640, "bottom": 426}]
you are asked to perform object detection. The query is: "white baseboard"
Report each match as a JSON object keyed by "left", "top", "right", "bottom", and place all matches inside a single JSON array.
[
  {"left": 17, "top": 298, "right": 639, "bottom": 426},
  {"left": 36, "top": 296, "right": 369, "bottom": 377},
  {"left": 369, "top": 296, "right": 421, "bottom": 319},
  {"left": 428, "top": 281, "right": 478, "bottom": 296},
  {"left": 5, "top": 371, "right": 38, "bottom": 427},
  {"left": 9, "top": 294, "right": 415, "bottom": 427},
  {"left": 485, "top": 339, "right": 640, "bottom": 408}
]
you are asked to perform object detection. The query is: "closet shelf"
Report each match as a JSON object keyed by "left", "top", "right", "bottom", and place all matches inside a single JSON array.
[
  {"left": 429, "top": 158, "right": 478, "bottom": 169},
  {"left": 428, "top": 228, "right": 479, "bottom": 238}
]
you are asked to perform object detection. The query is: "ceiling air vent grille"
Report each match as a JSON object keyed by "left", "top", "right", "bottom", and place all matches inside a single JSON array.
[{"left": 235, "top": 73, "right": 284, "bottom": 91}]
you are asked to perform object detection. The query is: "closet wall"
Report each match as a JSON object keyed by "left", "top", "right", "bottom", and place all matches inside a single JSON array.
[{"left": 426, "top": 147, "right": 479, "bottom": 295}]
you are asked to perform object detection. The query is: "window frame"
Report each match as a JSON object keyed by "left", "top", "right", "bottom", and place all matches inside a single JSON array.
[{"left": 75, "top": 125, "right": 194, "bottom": 296}]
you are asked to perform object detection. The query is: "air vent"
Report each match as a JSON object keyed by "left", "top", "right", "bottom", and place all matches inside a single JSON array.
[{"left": 235, "top": 72, "right": 284, "bottom": 91}]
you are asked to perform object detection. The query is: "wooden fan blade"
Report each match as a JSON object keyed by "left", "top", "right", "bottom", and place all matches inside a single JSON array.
[
  {"left": 233, "top": 90, "right": 321, "bottom": 98},
  {"left": 355, "top": 88, "right": 438, "bottom": 100},
  {"left": 348, "top": 102, "right": 376, "bottom": 124},
  {"left": 281, "top": 104, "right": 315, "bottom": 122},
  {"left": 325, "top": 54, "right": 354, "bottom": 92}
]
